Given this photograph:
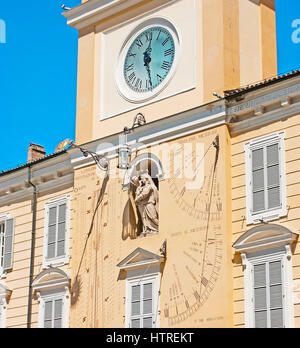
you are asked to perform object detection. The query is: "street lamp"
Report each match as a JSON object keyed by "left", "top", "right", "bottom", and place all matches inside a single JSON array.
[
  {"left": 117, "top": 143, "right": 131, "bottom": 170},
  {"left": 117, "top": 113, "right": 146, "bottom": 170}
]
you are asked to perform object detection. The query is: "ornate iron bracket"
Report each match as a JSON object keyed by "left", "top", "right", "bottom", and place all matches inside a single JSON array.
[{"left": 123, "top": 113, "right": 147, "bottom": 134}]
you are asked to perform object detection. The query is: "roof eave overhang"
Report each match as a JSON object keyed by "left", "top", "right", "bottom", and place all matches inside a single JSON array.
[{"left": 62, "top": 0, "right": 146, "bottom": 30}]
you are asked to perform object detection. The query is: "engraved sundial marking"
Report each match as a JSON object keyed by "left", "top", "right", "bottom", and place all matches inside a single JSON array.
[{"left": 163, "top": 132, "right": 225, "bottom": 326}]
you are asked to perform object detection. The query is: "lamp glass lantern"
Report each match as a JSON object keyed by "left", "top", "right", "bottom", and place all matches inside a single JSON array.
[{"left": 118, "top": 143, "right": 131, "bottom": 169}]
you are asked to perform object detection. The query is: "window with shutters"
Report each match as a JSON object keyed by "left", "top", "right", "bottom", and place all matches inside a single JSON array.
[
  {"left": 118, "top": 248, "right": 162, "bottom": 328},
  {"left": 44, "top": 196, "right": 70, "bottom": 268},
  {"left": 233, "top": 225, "right": 295, "bottom": 328},
  {"left": 130, "top": 281, "right": 154, "bottom": 328},
  {"left": 126, "top": 274, "right": 160, "bottom": 328},
  {"left": 33, "top": 268, "right": 70, "bottom": 328},
  {"left": 245, "top": 132, "right": 287, "bottom": 224},
  {"left": 38, "top": 290, "right": 69, "bottom": 329},
  {"left": 245, "top": 251, "right": 293, "bottom": 328},
  {"left": 253, "top": 259, "right": 283, "bottom": 328},
  {"left": 0, "top": 216, "right": 15, "bottom": 277},
  {"left": 43, "top": 295, "right": 64, "bottom": 328}
]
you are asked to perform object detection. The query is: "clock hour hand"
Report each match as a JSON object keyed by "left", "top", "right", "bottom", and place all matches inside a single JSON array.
[{"left": 143, "top": 36, "right": 153, "bottom": 89}]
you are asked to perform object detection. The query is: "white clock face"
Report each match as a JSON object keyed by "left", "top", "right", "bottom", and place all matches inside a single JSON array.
[{"left": 116, "top": 19, "right": 180, "bottom": 103}]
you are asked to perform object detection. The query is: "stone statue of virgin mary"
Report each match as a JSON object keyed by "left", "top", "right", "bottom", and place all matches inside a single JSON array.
[{"left": 131, "top": 170, "right": 159, "bottom": 236}]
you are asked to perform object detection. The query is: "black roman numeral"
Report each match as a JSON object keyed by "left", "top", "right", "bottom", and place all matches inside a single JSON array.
[
  {"left": 145, "top": 32, "right": 153, "bottom": 42},
  {"left": 157, "top": 74, "right": 163, "bottom": 83},
  {"left": 125, "top": 64, "right": 134, "bottom": 72},
  {"left": 156, "top": 30, "right": 162, "bottom": 41},
  {"left": 128, "top": 72, "right": 136, "bottom": 83},
  {"left": 134, "top": 78, "right": 142, "bottom": 90},
  {"left": 129, "top": 52, "right": 136, "bottom": 58},
  {"left": 135, "top": 39, "right": 143, "bottom": 48},
  {"left": 164, "top": 48, "right": 173, "bottom": 57},
  {"left": 161, "top": 61, "right": 171, "bottom": 71},
  {"left": 162, "top": 37, "right": 170, "bottom": 46}
]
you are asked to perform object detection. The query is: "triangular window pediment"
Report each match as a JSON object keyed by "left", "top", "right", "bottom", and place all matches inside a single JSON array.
[{"left": 117, "top": 248, "right": 163, "bottom": 270}]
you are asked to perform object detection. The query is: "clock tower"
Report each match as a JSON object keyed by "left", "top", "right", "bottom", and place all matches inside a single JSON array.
[
  {"left": 63, "top": 0, "right": 278, "bottom": 328},
  {"left": 64, "top": 0, "right": 277, "bottom": 145}
]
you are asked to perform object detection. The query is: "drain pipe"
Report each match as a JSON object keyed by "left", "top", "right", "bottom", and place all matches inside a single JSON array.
[{"left": 26, "top": 166, "right": 37, "bottom": 328}]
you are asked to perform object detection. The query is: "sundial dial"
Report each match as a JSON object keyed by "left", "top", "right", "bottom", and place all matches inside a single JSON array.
[{"left": 161, "top": 131, "right": 226, "bottom": 326}]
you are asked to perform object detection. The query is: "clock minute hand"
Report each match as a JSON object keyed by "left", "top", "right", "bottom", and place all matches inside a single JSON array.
[
  {"left": 145, "top": 64, "right": 153, "bottom": 90},
  {"left": 143, "top": 37, "right": 153, "bottom": 89},
  {"left": 144, "top": 34, "right": 152, "bottom": 55}
]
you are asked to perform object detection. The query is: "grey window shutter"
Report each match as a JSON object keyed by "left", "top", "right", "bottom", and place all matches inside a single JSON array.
[
  {"left": 252, "top": 148, "right": 264, "bottom": 168},
  {"left": 269, "top": 260, "right": 283, "bottom": 328},
  {"left": 251, "top": 141, "right": 282, "bottom": 213},
  {"left": 3, "top": 218, "right": 14, "bottom": 271},
  {"left": 131, "top": 285, "right": 141, "bottom": 316},
  {"left": 131, "top": 319, "right": 140, "bottom": 328},
  {"left": 54, "top": 299, "right": 63, "bottom": 328},
  {"left": 130, "top": 281, "right": 154, "bottom": 328},
  {"left": 43, "top": 298, "right": 64, "bottom": 328},
  {"left": 44, "top": 300, "right": 53, "bottom": 328},
  {"left": 255, "top": 311, "right": 268, "bottom": 328},
  {"left": 47, "top": 207, "right": 57, "bottom": 260},
  {"left": 47, "top": 202, "right": 67, "bottom": 260},
  {"left": 253, "top": 260, "right": 284, "bottom": 328},
  {"left": 267, "top": 144, "right": 281, "bottom": 209},
  {"left": 143, "top": 317, "right": 153, "bottom": 328},
  {"left": 254, "top": 263, "right": 267, "bottom": 328},
  {"left": 57, "top": 203, "right": 66, "bottom": 257},
  {"left": 252, "top": 148, "right": 265, "bottom": 213},
  {"left": 143, "top": 283, "right": 153, "bottom": 315}
]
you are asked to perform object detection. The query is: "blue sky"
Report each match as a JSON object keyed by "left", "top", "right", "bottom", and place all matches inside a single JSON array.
[
  {"left": 0, "top": 0, "right": 299, "bottom": 171},
  {"left": 0, "top": 0, "right": 81, "bottom": 171}
]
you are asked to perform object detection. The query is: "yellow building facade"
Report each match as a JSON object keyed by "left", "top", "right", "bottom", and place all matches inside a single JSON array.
[
  {"left": 0, "top": 149, "right": 73, "bottom": 328},
  {"left": 1, "top": 0, "right": 300, "bottom": 329}
]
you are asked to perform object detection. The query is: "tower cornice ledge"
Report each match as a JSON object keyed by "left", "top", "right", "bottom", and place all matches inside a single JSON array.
[
  {"left": 69, "top": 100, "right": 226, "bottom": 170},
  {"left": 62, "top": 0, "right": 147, "bottom": 30}
]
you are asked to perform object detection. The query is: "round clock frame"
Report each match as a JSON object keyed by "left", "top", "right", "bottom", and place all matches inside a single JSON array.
[{"left": 116, "top": 17, "right": 181, "bottom": 103}]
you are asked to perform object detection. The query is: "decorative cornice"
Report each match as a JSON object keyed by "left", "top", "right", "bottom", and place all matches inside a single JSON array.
[
  {"left": 68, "top": 76, "right": 300, "bottom": 171},
  {"left": 62, "top": 0, "right": 146, "bottom": 30},
  {"left": 229, "top": 100, "right": 300, "bottom": 136},
  {"left": 227, "top": 75, "right": 300, "bottom": 136},
  {"left": 0, "top": 153, "right": 73, "bottom": 207},
  {"left": 227, "top": 81, "right": 300, "bottom": 116}
]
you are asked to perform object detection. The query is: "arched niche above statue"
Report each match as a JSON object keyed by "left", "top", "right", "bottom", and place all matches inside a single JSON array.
[{"left": 123, "top": 153, "right": 165, "bottom": 191}]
